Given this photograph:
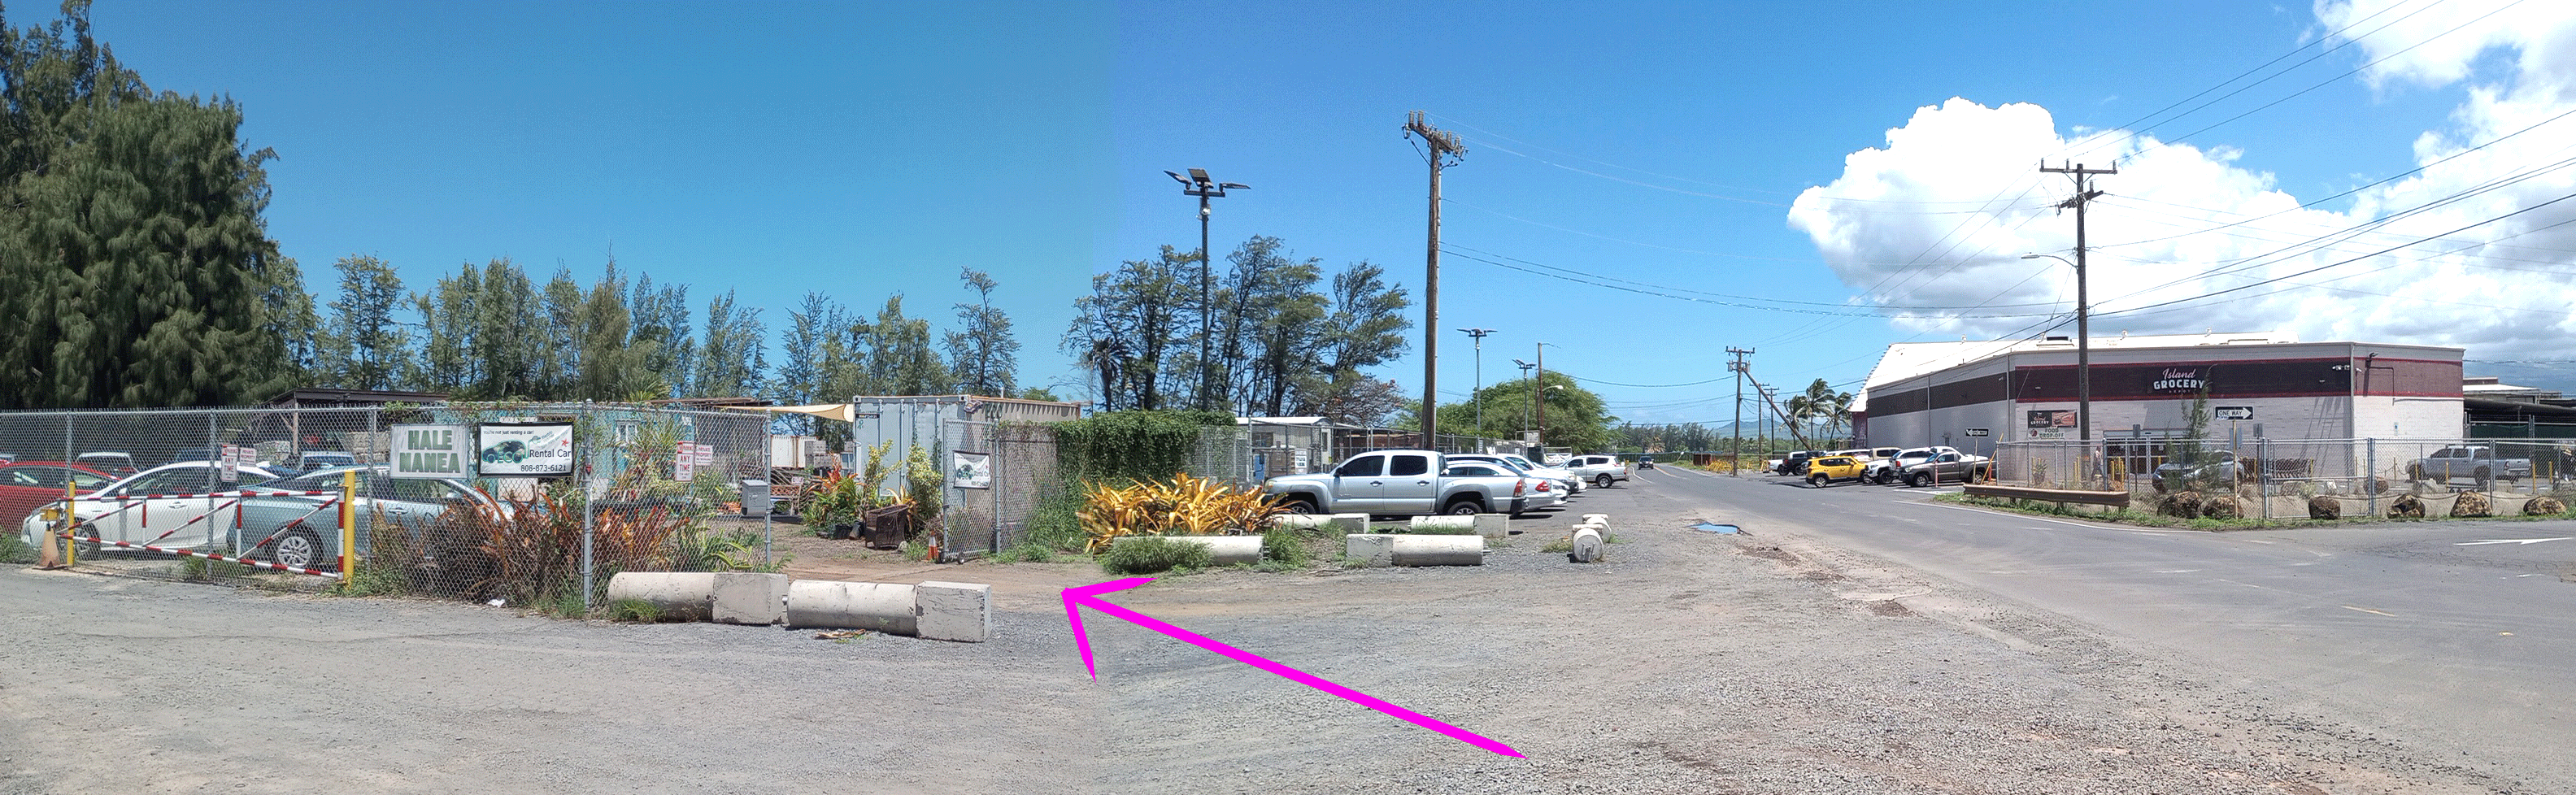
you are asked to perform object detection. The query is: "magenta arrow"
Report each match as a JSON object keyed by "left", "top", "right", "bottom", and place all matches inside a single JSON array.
[{"left": 1062, "top": 576, "right": 1522, "bottom": 758}]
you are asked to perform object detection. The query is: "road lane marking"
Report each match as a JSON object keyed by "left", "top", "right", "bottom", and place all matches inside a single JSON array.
[
  {"left": 2340, "top": 605, "right": 2396, "bottom": 617},
  {"left": 2455, "top": 537, "right": 2574, "bottom": 546}
]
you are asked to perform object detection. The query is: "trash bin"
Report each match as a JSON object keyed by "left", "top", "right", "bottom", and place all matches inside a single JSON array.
[
  {"left": 861, "top": 505, "right": 910, "bottom": 550},
  {"left": 740, "top": 479, "right": 770, "bottom": 518}
]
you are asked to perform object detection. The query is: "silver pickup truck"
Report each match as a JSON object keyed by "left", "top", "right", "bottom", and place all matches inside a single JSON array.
[
  {"left": 2408, "top": 445, "right": 2532, "bottom": 484},
  {"left": 1263, "top": 450, "right": 1534, "bottom": 517}
]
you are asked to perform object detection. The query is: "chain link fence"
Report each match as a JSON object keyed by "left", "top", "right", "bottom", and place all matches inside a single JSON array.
[
  {"left": 6, "top": 403, "right": 780, "bottom": 613},
  {"left": 1993, "top": 436, "right": 2576, "bottom": 519}
]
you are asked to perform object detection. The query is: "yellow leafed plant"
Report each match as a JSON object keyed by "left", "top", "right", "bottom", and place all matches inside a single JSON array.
[{"left": 1080, "top": 474, "right": 1281, "bottom": 553}]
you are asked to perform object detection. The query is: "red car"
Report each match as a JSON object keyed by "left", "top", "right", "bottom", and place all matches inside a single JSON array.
[{"left": 0, "top": 462, "right": 115, "bottom": 528}]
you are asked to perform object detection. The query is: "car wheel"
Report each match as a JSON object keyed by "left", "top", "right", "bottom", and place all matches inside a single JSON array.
[
  {"left": 270, "top": 528, "right": 326, "bottom": 571},
  {"left": 1871, "top": 471, "right": 1891, "bottom": 485},
  {"left": 1443, "top": 500, "right": 1482, "bottom": 516},
  {"left": 76, "top": 525, "right": 100, "bottom": 557},
  {"left": 1277, "top": 497, "right": 1318, "bottom": 515},
  {"left": 1595, "top": 474, "right": 1614, "bottom": 489},
  {"left": 1808, "top": 474, "right": 1828, "bottom": 488},
  {"left": 1905, "top": 472, "right": 1926, "bottom": 488}
]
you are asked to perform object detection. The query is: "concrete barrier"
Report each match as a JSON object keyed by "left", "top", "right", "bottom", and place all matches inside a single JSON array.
[
  {"left": 1109, "top": 534, "right": 1263, "bottom": 566},
  {"left": 785, "top": 580, "right": 918, "bottom": 634},
  {"left": 1473, "top": 513, "right": 1509, "bottom": 538},
  {"left": 1272, "top": 513, "right": 1368, "bottom": 535},
  {"left": 1571, "top": 527, "right": 1604, "bottom": 563},
  {"left": 1581, "top": 513, "right": 1608, "bottom": 525},
  {"left": 1344, "top": 534, "right": 1485, "bottom": 567},
  {"left": 1407, "top": 516, "right": 1477, "bottom": 534},
  {"left": 914, "top": 581, "right": 991, "bottom": 643},
  {"left": 711, "top": 572, "right": 788, "bottom": 625},
  {"left": 606, "top": 572, "right": 719, "bottom": 621}
]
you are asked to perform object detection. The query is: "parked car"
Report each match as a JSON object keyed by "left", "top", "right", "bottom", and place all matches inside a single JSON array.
[
  {"left": 74, "top": 452, "right": 139, "bottom": 477},
  {"left": 20, "top": 461, "right": 294, "bottom": 554},
  {"left": 1264, "top": 450, "right": 1519, "bottom": 516},
  {"left": 1866, "top": 446, "right": 1956, "bottom": 484},
  {"left": 298, "top": 451, "right": 359, "bottom": 470},
  {"left": 233, "top": 466, "right": 503, "bottom": 571},
  {"left": 1773, "top": 450, "right": 1825, "bottom": 476},
  {"left": 0, "top": 462, "right": 114, "bottom": 529},
  {"left": 1562, "top": 454, "right": 1628, "bottom": 489},
  {"left": 1451, "top": 454, "right": 1582, "bottom": 495},
  {"left": 2408, "top": 445, "right": 2532, "bottom": 486},
  {"left": 1900, "top": 451, "right": 1992, "bottom": 487},
  {"left": 1439, "top": 461, "right": 1553, "bottom": 515},
  {"left": 1804, "top": 455, "right": 1870, "bottom": 487}
]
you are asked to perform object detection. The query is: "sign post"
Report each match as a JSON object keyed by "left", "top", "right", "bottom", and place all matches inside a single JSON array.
[{"left": 1965, "top": 428, "right": 1991, "bottom": 480}]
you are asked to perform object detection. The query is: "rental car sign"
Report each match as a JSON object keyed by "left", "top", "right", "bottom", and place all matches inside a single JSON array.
[{"left": 476, "top": 422, "right": 577, "bottom": 477}]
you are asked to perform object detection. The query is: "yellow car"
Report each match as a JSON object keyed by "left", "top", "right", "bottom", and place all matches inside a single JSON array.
[{"left": 1804, "top": 455, "right": 1870, "bottom": 488}]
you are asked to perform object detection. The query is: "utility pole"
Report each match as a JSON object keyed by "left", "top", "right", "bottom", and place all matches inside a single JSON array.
[
  {"left": 1166, "top": 169, "right": 1247, "bottom": 413},
  {"left": 2041, "top": 160, "right": 2114, "bottom": 484},
  {"left": 1405, "top": 111, "right": 1464, "bottom": 449},
  {"left": 1727, "top": 347, "right": 1753, "bottom": 476},
  {"left": 1534, "top": 344, "right": 1546, "bottom": 448},
  {"left": 1460, "top": 328, "right": 1495, "bottom": 448}
]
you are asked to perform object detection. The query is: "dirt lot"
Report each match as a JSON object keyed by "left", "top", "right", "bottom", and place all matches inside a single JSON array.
[{"left": 0, "top": 484, "right": 2528, "bottom": 793}]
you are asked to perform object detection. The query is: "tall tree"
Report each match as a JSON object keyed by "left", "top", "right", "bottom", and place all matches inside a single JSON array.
[
  {"left": 1293, "top": 260, "right": 1412, "bottom": 417},
  {"left": 0, "top": 1, "right": 302, "bottom": 407},
  {"left": 319, "top": 254, "right": 407, "bottom": 390},
  {"left": 1214, "top": 237, "right": 1326, "bottom": 416},
  {"left": 1064, "top": 246, "right": 1191, "bottom": 411},
  {"left": 778, "top": 291, "right": 841, "bottom": 405},
  {"left": 574, "top": 262, "right": 654, "bottom": 401},
  {"left": 627, "top": 273, "right": 691, "bottom": 399},
  {"left": 864, "top": 294, "right": 947, "bottom": 396},
  {"left": 943, "top": 267, "right": 1018, "bottom": 398},
  {"left": 690, "top": 290, "right": 768, "bottom": 397}
]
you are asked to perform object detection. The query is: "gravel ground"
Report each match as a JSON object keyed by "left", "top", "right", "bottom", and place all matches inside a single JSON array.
[{"left": 0, "top": 481, "right": 2528, "bottom": 793}]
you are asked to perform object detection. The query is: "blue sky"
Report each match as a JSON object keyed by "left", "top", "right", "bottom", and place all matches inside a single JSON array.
[{"left": 67, "top": 0, "right": 2576, "bottom": 424}]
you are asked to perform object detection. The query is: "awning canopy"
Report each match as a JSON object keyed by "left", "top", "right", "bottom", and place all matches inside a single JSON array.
[{"left": 718, "top": 403, "right": 857, "bottom": 423}]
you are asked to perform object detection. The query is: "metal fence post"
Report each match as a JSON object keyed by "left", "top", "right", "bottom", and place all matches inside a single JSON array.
[
  {"left": 2365, "top": 437, "right": 2378, "bottom": 518},
  {"left": 2256, "top": 437, "right": 2269, "bottom": 523},
  {"left": 581, "top": 408, "right": 596, "bottom": 613}
]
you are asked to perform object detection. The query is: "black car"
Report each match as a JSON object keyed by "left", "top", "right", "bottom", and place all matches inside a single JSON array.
[
  {"left": 1636, "top": 457, "right": 1656, "bottom": 470},
  {"left": 1773, "top": 450, "right": 1823, "bottom": 476}
]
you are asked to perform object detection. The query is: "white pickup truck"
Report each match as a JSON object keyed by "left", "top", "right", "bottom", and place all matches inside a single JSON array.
[{"left": 1263, "top": 450, "right": 1537, "bottom": 516}]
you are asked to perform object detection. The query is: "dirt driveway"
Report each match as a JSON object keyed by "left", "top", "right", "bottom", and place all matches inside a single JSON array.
[{"left": 0, "top": 481, "right": 2526, "bottom": 794}]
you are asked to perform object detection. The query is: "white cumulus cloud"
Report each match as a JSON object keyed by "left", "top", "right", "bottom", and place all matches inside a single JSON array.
[{"left": 1788, "top": 1, "right": 2576, "bottom": 371}]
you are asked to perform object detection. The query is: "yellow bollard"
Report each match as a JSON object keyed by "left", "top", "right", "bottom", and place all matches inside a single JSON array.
[
  {"left": 57, "top": 473, "right": 75, "bottom": 568},
  {"left": 339, "top": 470, "right": 357, "bottom": 583}
]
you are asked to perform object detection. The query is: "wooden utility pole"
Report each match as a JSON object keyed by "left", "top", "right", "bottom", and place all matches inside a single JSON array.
[
  {"left": 1727, "top": 347, "right": 1753, "bottom": 476},
  {"left": 1406, "top": 111, "right": 1464, "bottom": 449},
  {"left": 2041, "top": 160, "right": 2115, "bottom": 474}
]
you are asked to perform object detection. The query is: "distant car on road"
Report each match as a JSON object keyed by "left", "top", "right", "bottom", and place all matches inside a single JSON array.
[
  {"left": 1635, "top": 456, "right": 1656, "bottom": 471},
  {"left": 1562, "top": 454, "right": 1628, "bottom": 489}
]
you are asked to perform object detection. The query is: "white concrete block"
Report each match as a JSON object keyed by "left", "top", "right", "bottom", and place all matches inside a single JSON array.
[
  {"left": 785, "top": 580, "right": 918, "bottom": 633},
  {"left": 1345, "top": 534, "right": 1395, "bottom": 567},
  {"left": 606, "top": 572, "right": 717, "bottom": 621},
  {"left": 913, "top": 580, "right": 991, "bottom": 643},
  {"left": 1272, "top": 513, "right": 1368, "bottom": 536},
  {"left": 1390, "top": 534, "right": 1486, "bottom": 567},
  {"left": 710, "top": 572, "right": 789, "bottom": 625},
  {"left": 1110, "top": 535, "right": 1264, "bottom": 566},
  {"left": 1581, "top": 513, "right": 1609, "bottom": 525},
  {"left": 1571, "top": 528, "right": 1603, "bottom": 563},
  {"left": 1408, "top": 516, "right": 1477, "bottom": 534},
  {"left": 1471, "top": 513, "right": 1509, "bottom": 538}
]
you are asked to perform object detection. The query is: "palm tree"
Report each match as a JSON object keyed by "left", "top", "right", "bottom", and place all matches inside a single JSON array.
[{"left": 1790, "top": 379, "right": 1856, "bottom": 446}]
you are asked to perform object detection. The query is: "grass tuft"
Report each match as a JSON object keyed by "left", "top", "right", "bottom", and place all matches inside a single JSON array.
[{"left": 1099, "top": 537, "right": 1212, "bottom": 576}]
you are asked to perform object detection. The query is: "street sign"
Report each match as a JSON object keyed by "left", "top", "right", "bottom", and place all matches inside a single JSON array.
[
  {"left": 2214, "top": 406, "right": 2255, "bottom": 420},
  {"left": 1964, "top": 428, "right": 1990, "bottom": 437}
]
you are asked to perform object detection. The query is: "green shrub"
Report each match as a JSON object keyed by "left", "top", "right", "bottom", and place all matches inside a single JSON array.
[
  {"left": 606, "top": 598, "right": 668, "bottom": 623},
  {"left": 1099, "top": 537, "right": 1212, "bottom": 575},
  {"left": 1260, "top": 527, "right": 1309, "bottom": 567},
  {"left": 0, "top": 533, "right": 36, "bottom": 565}
]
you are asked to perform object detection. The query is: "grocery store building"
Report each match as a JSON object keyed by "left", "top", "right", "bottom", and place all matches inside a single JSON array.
[{"left": 1852, "top": 331, "right": 2464, "bottom": 463}]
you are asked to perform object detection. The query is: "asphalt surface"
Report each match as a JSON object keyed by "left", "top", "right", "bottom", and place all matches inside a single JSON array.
[{"left": 1643, "top": 464, "right": 2576, "bottom": 789}]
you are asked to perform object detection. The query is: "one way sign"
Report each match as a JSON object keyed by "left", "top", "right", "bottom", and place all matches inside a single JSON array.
[{"left": 2214, "top": 406, "right": 2254, "bottom": 420}]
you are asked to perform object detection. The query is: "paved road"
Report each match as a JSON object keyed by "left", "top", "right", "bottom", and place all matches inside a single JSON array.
[{"left": 1638, "top": 464, "right": 2576, "bottom": 789}]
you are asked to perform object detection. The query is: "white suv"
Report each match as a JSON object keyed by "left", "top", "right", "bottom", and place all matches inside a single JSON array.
[{"left": 1562, "top": 454, "right": 1628, "bottom": 489}]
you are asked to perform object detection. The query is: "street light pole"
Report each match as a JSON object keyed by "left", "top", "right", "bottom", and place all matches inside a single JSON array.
[
  {"left": 1460, "top": 328, "right": 1495, "bottom": 448},
  {"left": 1167, "top": 168, "right": 1247, "bottom": 412},
  {"left": 1512, "top": 360, "right": 1535, "bottom": 444}
]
